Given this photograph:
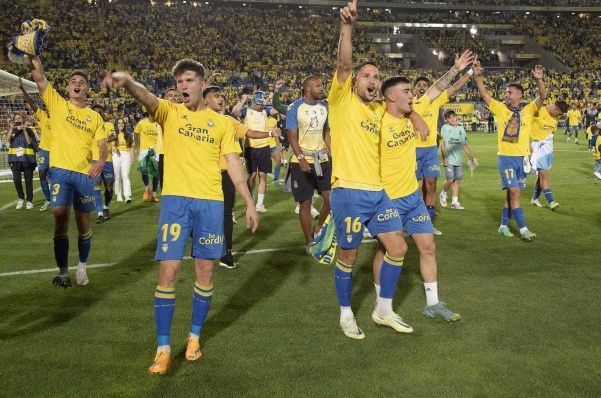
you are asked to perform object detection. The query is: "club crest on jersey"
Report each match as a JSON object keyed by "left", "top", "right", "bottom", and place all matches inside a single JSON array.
[
  {"left": 207, "top": 119, "right": 215, "bottom": 128},
  {"left": 86, "top": 116, "right": 92, "bottom": 123}
]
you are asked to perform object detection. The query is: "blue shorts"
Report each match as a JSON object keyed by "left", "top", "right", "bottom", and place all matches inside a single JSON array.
[
  {"left": 155, "top": 195, "right": 225, "bottom": 261},
  {"left": 270, "top": 146, "right": 278, "bottom": 155},
  {"left": 37, "top": 150, "right": 50, "bottom": 172},
  {"left": 416, "top": 146, "right": 440, "bottom": 180},
  {"left": 330, "top": 188, "right": 403, "bottom": 249},
  {"left": 498, "top": 156, "right": 526, "bottom": 190},
  {"left": 391, "top": 190, "right": 433, "bottom": 236},
  {"left": 567, "top": 124, "right": 580, "bottom": 133},
  {"left": 93, "top": 161, "right": 115, "bottom": 185},
  {"left": 49, "top": 167, "right": 95, "bottom": 212}
]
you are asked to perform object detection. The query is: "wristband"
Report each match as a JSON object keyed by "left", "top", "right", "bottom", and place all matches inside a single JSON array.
[
  {"left": 268, "top": 131, "right": 272, "bottom": 137},
  {"left": 467, "top": 68, "right": 474, "bottom": 76}
]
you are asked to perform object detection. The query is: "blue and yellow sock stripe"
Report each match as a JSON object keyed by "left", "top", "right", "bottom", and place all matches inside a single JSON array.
[
  {"left": 155, "top": 285, "right": 176, "bottom": 300},
  {"left": 79, "top": 230, "right": 93, "bottom": 241},
  {"left": 193, "top": 282, "right": 214, "bottom": 298},
  {"left": 383, "top": 254, "right": 404, "bottom": 267},
  {"left": 335, "top": 259, "right": 354, "bottom": 273}
]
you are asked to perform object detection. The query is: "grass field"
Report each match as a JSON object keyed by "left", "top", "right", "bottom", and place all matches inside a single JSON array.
[{"left": 1, "top": 132, "right": 600, "bottom": 397}]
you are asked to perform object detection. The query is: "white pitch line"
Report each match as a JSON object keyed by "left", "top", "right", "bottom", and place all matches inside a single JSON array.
[
  {"left": 0, "top": 187, "right": 42, "bottom": 211},
  {"left": 0, "top": 240, "right": 378, "bottom": 278}
]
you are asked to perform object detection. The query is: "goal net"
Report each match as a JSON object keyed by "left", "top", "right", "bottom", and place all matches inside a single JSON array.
[{"left": 0, "top": 69, "right": 41, "bottom": 181}]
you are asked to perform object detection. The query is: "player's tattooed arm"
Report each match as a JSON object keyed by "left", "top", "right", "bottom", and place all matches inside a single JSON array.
[
  {"left": 446, "top": 73, "right": 471, "bottom": 98},
  {"left": 336, "top": 0, "right": 358, "bottom": 84},
  {"left": 225, "top": 153, "right": 259, "bottom": 233},
  {"left": 103, "top": 72, "right": 159, "bottom": 115},
  {"left": 28, "top": 56, "right": 49, "bottom": 95},
  {"left": 472, "top": 61, "right": 492, "bottom": 106},
  {"left": 428, "top": 50, "right": 474, "bottom": 100},
  {"left": 532, "top": 65, "right": 546, "bottom": 108}
]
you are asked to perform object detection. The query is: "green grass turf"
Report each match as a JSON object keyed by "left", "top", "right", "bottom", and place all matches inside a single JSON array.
[{"left": 0, "top": 132, "right": 600, "bottom": 397}]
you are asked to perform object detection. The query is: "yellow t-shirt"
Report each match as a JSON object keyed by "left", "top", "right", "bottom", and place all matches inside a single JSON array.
[
  {"left": 586, "top": 126, "right": 593, "bottom": 140},
  {"left": 567, "top": 109, "right": 581, "bottom": 126},
  {"left": 243, "top": 108, "right": 270, "bottom": 148},
  {"left": 413, "top": 90, "right": 449, "bottom": 148},
  {"left": 531, "top": 106, "right": 558, "bottom": 141},
  {"left": 35, "top": 108, "right": 52, "bottom": 151},
  {"left": 92, "top": 121, "right": 114, "bottom": 162},
  {"left": 115, "top": 132, "right": 131, "bottom": 152},
  {"left": 219, "top": 116, "right": 247, "bottom": 170},
  {"left": 42, "top": 84, "right": 106, "bottom": 174},
  {"left": 326, "top": 71, "right": 385, "bottom": 190},
  {"left": 135, "top": 118, "right": 162, "bottom": 153},
  {"left": 153, "top": 100, "right": 239, "bottom": 200},
  {"left": 488, "top": 99, "right": 538, "bottom": 156},
  {"left": 380, "top": 112, "right": 419, "bottom": 199}
]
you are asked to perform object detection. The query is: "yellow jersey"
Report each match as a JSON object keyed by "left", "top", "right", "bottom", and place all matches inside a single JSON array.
[
  {"left": 413, "top": 90, "right": 449, "bottom": 148},
  {"left": 531, "top": 106, "right": 558, "bottom": 141},
  {"left": 153, "top": 100, "right": 239, "bottom": 200},
  {"left": 327, "top": 71, "right": 385, "bottom": 190},
  {"left": 380, "top": 112, "right": 419, "bottom": 199},
  {"left": 586, "top": 126, "right": 593, "bottom": 140},
  {"left": 267, "top": 117, "right": 278, "bottom": 148},
  {"left": 92, "top": 121, "right": 114, "bottom": 162},
  {"left": 41, "top": 84, "right": 106, "bottom": 174},
  {"left": 35, "top": 108, "right": 52, "bottom": 151},
  {"left": 488, "top": 99, "right": 538, "bottom": 156},
  {"left": 219, "top": 116, "right": 247, "bottom": 170},
  {"left": 135, "top": 118, "right": 163, "bottom": 153},
  {"left": 567, "top": 109, "right": 581, "bottom": 126},
  {"left": 242, "top": 107, "right": 270, "bottom": 149}
]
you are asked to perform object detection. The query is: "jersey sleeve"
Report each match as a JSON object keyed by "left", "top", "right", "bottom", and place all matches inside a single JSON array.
[
  {"left": 327, "top": 71, "right": 352, "bottom": 106},
  {"left": 233, "top": 119, "right": 250, "bottom": 139},
  {"left": 285, "top": 100, "right": 300, "bottom": 130},
  {"left": 153, "top": 99, "right": 172, "bottom": 126},
  {"left": 94, "top": 116, "right": 108, "bottom": 142},
  {"left": 221, "top": 117, "right": 242, "bottom": 156},
  {"left": 488, "top": 98, "right": 506, "bottom": 119},
  {"left": 134, "top": 121, "right": 142, "bottom": 135},
  {"left": 40, "top": 83, "right": 63, "bottom": 115},
  {"left": 432, "top": 90, "right": 449, "bottom": 108},
  {"left": 323, "top": 102, "right": 330, "bottom": 130}
]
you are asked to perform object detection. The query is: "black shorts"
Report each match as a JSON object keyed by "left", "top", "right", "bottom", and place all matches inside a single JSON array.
[
  {"left": 290, "top": 161, "right": 332, "bottom": 203},
  {"left": 245, "top": 146, "right": 272, "bottom": 174}
]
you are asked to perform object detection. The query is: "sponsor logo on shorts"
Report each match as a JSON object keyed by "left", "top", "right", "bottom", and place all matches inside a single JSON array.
[
  {"left": 80, "top": 195, "right": 95, "bottom": 204},
  {"left": 376, "top": 208, "right": 400, "bottom": 222},
  {"left": 428, "top": 164, "right": 440, "bottom": 172},
  {"left": 162, "top": 243, "right": 169, "bottom": 253},
  {"left": 411, "top": 213, "right": 431, "bottom": 222},
  {"left": 199, "top": 233, "right": 224, "bottom": 245},
  {"left": 346, "top": 235, "right": 353, "bottom": 243}
]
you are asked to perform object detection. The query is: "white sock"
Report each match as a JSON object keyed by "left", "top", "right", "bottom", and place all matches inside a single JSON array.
[
  {"left": 257, "top": 193, "right": 265, "bottom": 206},
  {"left": 452, "top": 196, "right": 459, "bottom": 205},
  {"left": 441, "top": 190, "right": 447, "bottom": 198},
  {"left": 376, "top": 297, "right": 393, "bottom": 316},
  {"left": 519, "top": 227, "right": 529, "bottom": 234},
  {"left": 424, "top": 281, "right": 439, "bottom": 307},
  {"left": 98, "top": 211, "right": 104, "bottom": 217},
  {"left": 374, "top": 283, "right": 380, "bottom": 300},
  {"left": 340, "top": 306, "right": 354, "bottom": 321},
  {"left": 77, "top": 261, "right": 87, "bottom": 269},
  {"left": 102, "top": 205, "right": 109, "bottom": 210},
  {"left": 157, "top": 345, "right": 171, "bottom": 353},
  {"left": 152, "top": 192, "right": 157, "bottom": 196},
  {"left": 188, "top": 332, "right": 199, "bottom": 339}
]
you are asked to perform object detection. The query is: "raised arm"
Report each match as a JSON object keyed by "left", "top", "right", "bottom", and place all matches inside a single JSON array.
[
  {"left": 28, "top": 56, "right": 49, "bottom": 95},
  {"left": 426, "top": 50, "right": 475, "bottom": 101},
  {"left": 336, "top": 0, "right": 358, "bottom": 84},
  {"left": 473, "top": 61, "right": 492, "bottom": 106},
  {"left": 19, "top": 78, "right": 39, "bottom": 112},
  {"left": 231, "top": 94, "right": 249, "bottom": 118},
  {"left": 446, "top": 73, "right": 472, "bottom": 98},
  {"left": 532, "top": 64, "right": 547, "bottom": 108},
  {"left": 103, "top": 72, "right": 159, "bottom": 115}
]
